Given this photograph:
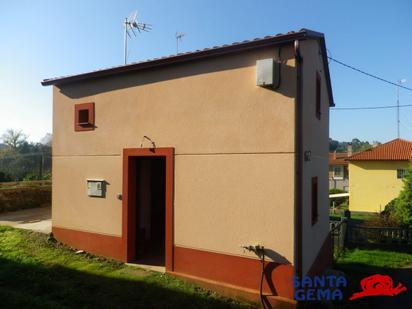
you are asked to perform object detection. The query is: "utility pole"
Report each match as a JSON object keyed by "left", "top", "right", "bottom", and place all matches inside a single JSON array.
[{"left": 397, "top": 79, "right": 407, "bottom": 138}]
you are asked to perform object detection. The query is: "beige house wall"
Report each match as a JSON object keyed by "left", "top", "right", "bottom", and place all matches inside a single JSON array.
[
  {"left": 300, "top": 40, "right": 331, "bottom": 275},
  {"left": 52, "top": 46, "right": 297, "bottom": 262}
]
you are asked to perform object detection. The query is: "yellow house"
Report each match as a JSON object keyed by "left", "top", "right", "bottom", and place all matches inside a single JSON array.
[{"left": 348, "top": 138, "right": 412, "bottom": 212}]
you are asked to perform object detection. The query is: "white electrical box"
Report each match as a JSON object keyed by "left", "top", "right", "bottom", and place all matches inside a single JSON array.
[
  {"left": 256, "top": 58, "right": 280, "bottom": 88},
  {"left": 87, "top": 179, "right": 105, "bottom": 197}
]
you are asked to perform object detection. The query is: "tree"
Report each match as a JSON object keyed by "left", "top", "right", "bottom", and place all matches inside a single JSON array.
[
  {"left": 393, "top": 164, "right": 412, "bottom": 226},
  {"left": 1, "top": 129, "right": 28, "bottom": 150},
  {"left": 329, "top": 138, "right": 379, "bottom": 153},
  {"left": 40, "top": 133, "right": 52, "bottom": 146}
]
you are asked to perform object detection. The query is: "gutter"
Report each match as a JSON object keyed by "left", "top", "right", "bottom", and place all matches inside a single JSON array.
[{"left": 294, "top": 39, "right": 303, "bottom": 278}]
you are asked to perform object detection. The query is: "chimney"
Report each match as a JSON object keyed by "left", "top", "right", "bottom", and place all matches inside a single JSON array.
[{"left": 347, "top": 144, "right": 353, "bottom": 157}]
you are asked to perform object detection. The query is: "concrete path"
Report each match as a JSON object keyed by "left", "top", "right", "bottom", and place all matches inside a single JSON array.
[{"left": 0, "top": 207, "right": 51, "bottom": 234}]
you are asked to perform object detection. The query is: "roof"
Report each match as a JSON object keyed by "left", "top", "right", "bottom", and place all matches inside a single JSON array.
[
  {"left": 329, "top": 152, "right": 351, "bottom": 165},
  {"left": 348, "top": 138, "right": 412, "bottom": 161},
  {"left": 41, "top": 28, "right": 334, "bottom": 106}
]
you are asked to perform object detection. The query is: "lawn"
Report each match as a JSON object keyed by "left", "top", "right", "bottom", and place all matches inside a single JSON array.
[
  {"left": 330, "top": 248, "right": 412, "bottom": 308},
  {"left": 0, "top": 225, "right": 253, "bottom": 308},
  {"left": 337, "top": 248, "right": 412, "bottom": 269}
]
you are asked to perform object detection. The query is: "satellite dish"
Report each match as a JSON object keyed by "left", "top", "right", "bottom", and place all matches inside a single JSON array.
[{"left": 123, "top": 10, "right": 152, "bottom": 64}]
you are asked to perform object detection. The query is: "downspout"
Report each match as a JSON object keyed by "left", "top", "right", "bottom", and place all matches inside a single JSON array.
[{"left": 294, "top": 39, "right": 303, "bottom": 278}]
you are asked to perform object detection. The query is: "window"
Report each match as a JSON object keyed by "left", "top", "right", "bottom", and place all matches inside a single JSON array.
[
  {"left": 316, "top": 71, "right": 321, "bottom": 120},
  {"left": 397, "top": 169, "right": 406, "bottom": 179},
  {"left": 333, "top": 166, "right": 344, "bottom": 179},
  {"left": 311, "top": 177, "right": 318, "bottom": 225},
  {"left": 75, "top": 102, "right": 95, "bottom": 131}
]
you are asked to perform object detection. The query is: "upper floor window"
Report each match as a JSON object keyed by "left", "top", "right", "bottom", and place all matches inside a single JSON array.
[
  {"left": 333, "top": 166, "right": 344, "bottom": 179},
  {"left": 316, "top": 71, "right": 321, "bottom": 120},
  {"left": 397, "top": 169, "right": 406, "bottom": 179},
  {"left": 75, "top": 102, "right": 95, "bottom": 132}
]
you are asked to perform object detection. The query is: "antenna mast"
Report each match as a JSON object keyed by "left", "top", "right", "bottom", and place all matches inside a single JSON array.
[
  {"left": 123, "top": 11, "right": 152, "bottom": 65},
  {"left": 175, "top": 32, "right": 185, "bottom": 54}
]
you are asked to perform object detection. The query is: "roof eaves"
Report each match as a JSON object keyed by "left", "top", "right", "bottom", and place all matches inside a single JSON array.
[
  {"left": 41, "top": 28, "right": 334, "bottom": 107},
  {"left": 42, "top": 30, "right": 312, "bottom": 87}
]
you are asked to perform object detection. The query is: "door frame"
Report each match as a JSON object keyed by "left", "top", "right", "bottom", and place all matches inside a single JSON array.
[{"left": 121, "top": 147, "right": 174, "bottom": 271}]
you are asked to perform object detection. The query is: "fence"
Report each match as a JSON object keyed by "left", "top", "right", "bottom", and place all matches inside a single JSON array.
[
  {"left": 330, "top": 219, "right": 347, "bottom": 259},
  {"left": 329, "top": 218, "right": 412, "bottom": 259},
  {"left": 347, "top": 225, "right": 412, "bottom": 247}
]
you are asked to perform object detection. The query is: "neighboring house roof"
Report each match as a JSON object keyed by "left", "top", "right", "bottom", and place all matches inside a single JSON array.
[
  {"left": 41, "top": 28, "right": 334, "bottom": 106},
  {"left": 329, "top": 152, "right": 350, "bottom": 165},
  {"left": 348, "top": 138, "right": 412, "bottom": 161}
]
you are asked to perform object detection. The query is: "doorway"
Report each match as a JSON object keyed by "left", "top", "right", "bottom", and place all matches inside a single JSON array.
[
  {"left": 134, "top": 157, "right": 165, "bottom": 266},
  {"left": 122, "top": 148, "right": 174, "bottom": 271}
]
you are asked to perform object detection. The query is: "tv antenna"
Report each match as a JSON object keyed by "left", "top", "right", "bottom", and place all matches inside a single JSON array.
[
  {"left": 123, "top": 10, "right": 152, "bottom": 65},
  {"left": 175, "top": 32, "right": 185, "bottom": 54}
]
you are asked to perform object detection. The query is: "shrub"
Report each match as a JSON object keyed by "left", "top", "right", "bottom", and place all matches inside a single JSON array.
[
  {"left": 392, "top": 164, "right": 412, "bottom": 226},
  {"left": 0, "top": 185, "right": 51, "bottom": 213}
]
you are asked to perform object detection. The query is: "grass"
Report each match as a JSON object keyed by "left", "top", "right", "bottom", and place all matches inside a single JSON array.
[
  {"left": 329, "top": 248, "right": 412, "bottom": 308},
  {"left": 349, "top": 212, "right": 378, "bottom": 223},
  {"left": 0, "top": 225, "right": 253, "bottom": 309},
  {"left": 330, "top": 210, "right": 378, "bottom": 226},
  {"left": 337, "top": 248, "right": 412, "bottom": 269}
]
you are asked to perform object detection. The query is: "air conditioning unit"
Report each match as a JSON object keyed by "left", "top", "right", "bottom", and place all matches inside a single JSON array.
[{"left": 256, "top": 58, "right": 280, "bottom": 89}]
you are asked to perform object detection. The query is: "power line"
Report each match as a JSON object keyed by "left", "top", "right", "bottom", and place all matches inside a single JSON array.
[
  {"left": 327, "top": 56, "right": 412, "bottom": 91},
  {"left": 331, "top": 103, "right": 412, "bottom": 110}
]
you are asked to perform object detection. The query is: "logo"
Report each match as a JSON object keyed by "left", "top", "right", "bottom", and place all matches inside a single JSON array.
[
  {"left": 350, "top": 274, "right": 407, "bottom": 300},
  {"left": 294, "top": 275, "right": 347, "bottom": 301}
]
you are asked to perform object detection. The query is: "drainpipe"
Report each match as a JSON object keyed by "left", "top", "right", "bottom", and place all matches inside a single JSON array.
[{"left": 294, "top": 39, "right": 303, "bottom": 278}]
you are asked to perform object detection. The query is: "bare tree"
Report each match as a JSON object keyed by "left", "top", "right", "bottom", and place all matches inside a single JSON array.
[{"left": 1, "top": 129, "right": 28, "bottom": 150}]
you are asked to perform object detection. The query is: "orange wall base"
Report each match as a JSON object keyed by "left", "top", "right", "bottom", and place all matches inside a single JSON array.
[
  {"left": 52, "top": 226, "right": 301, "bottom": 307},
  {"left": 52, "top": 226, "right": 123, "bottom": 261},
  {"left": 173, "top": 246, "right": 295, "bottom": 300}
]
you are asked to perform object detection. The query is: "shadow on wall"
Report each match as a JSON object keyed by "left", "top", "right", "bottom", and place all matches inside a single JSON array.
[
  {"left": 263, "top": 249, "right": 293, "bottom": 298},
  {"left": 58, "top": 49, "right": 296, "bottom": 100},
  {"left": 0, "top": 257, "right": 246, "bottom": 309}
]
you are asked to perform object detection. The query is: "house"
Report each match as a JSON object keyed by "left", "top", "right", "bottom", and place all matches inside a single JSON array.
[
  {"left": 348, "top": 138, "right": 412, "bottom": 213},
  {"left": 42, "top": 29, "right": 334, "bottom": 306},
  {"left": 329, "top": 145, "right": 352, "bottom": 191}
]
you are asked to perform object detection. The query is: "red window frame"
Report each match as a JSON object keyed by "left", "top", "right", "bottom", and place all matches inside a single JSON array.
[{"left": 74, "top": 102, "right": 95, "bottom": 131}]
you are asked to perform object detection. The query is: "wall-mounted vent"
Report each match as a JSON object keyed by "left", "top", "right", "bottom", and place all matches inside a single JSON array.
[{"left": 256, "top": 58, "right": 280, "bottom": 89}]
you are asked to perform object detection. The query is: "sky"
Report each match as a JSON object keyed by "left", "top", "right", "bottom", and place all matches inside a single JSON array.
[{"left": 0, "top": 0, "right": 411, "bottom": 143}]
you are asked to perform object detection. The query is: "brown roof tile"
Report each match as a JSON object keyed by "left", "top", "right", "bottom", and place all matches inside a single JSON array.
[{"left": 348, "top": 138, "right": 412, "bottom": 161}]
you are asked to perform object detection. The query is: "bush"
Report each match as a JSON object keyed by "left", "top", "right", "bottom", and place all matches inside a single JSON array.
[
  {"left": 392, "top": 165, "right": 412, "bottom": 226},
  {"left": 0, "top": 186, "right": 51, "bottom": 213}
]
